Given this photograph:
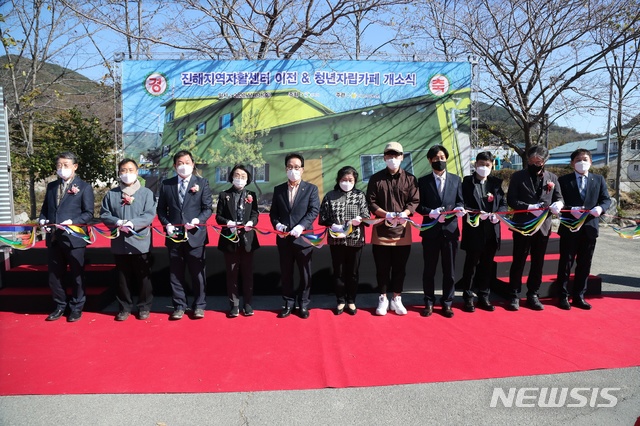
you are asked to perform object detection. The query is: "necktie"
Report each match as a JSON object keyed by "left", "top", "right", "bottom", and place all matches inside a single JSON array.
[
  {"left": 437, "top": 176, "right": 444, "bottom": 196},
  {"left": 179, "top": 179, "right": 187, "bottom": 205},
  {"left": 57, "top": 181, "right": 68, "bottom": 206},
  {"left": 579, "top": 176, "right": 586, "bottom": 200}
]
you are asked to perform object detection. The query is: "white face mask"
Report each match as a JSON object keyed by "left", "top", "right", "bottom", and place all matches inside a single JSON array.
[
  {"left": 57, "top": 168, "right": 73, "bottom": 180},
  {"left": 176, "top": 164, "right": 193, "bottom": 178},
  {"left": 476, "top": 166, "right": 491, "bottom": 178},
  {"left": 120, "top": 173, "right": 137, "bottom": 185},
  {"left": 287, "top": 169, "right": 302, "bottom": 182},
  {"left": 339, "top": 181, "right": 354, "bottom": 192},
  {"left": 385, "top": 158, "right": 402, "bottom": 170},
  {"left": 574, "top": 160, "right": 591, "bottom": 174},
  {"left": 233, "top": 178, "right": 247, "bottom": 189}
]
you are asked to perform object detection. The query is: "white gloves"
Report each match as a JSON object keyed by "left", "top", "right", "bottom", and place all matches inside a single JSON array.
[
  {"left": 275, "top": 223, "right": 287, "bottom": 233},
  {"left": 330, "top": 223, "right": 345, "bottom": 233},
  {"left": 489, "top": 213, "right": 500, "bottom": 224},
  {"left": 39, "top": 219, "right": 51, "bottom": 233},
  {"left": 438, "top": 214, "right": 446, "bottom": 223},
  {"left": 227, "top": 220, "right": 238, "bottom": 234},
  {"left": 290, "top": 224, "right": 304, "bottom": 238},
  {"left": 549, "top": 201, "right": 564, "bottom": 215},
  {"left": 590, "top": 206, "right": 603, "bottom": 217},
  {"left": 428, "top": 208, "right": 443, "bottom": 219},
  {"left": 351, "top": 216, "right": 362, "bottom": 226},
  {"left": 245, "top": 221, "right": 254, "bottom": 232},
  {"left": 120, "top": 220, "right": 134, "bottom": 233},
  {"left": 185, "top": 218, "right": 199, "bottom": 230},
  {"left": 60, "top": 219, "right": 72, "bottom": 225},
  {"left": 385, "top": 212, "right": 396, "bottom": 220},
  {"left": 528, "top": 204, "right": 544, "bottom": 217},
  {"left": 480, "top": 211, "right": 490, "bottom": 221},
  {"left": 57, "top": 219, "right": 73, "bottom": 233},
  {"left": 571, "top": 206, "right": 583, "bottom": 219},
  {"left": 397, "top": 212, "right": 409, "bottom": 223},
  {"left": 166, "top": 224, "right": 176, "bottom": 235},
  {"left": 453, "top": 206, "right": 466, "bottom": 217}
]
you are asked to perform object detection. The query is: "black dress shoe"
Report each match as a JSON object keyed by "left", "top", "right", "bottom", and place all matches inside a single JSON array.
[
  {"left": 170, "top": 309, "right": 185, "bottom": 320},
  {"left": 442, "top": 306, "right": 454, "bottom": 318},
  {"left": 558, "top": 297, "right": 571, "bottom": 310},
  {"left": 67, "top": 311, "right": 82, "bottom": 322},
  {"left": 46, "top": 309, "right": 65, "bottom": 321},
  {"left": 138, "top": 311, "right": 150, "bottom": 320},
  {"left": 527, "top": 295, "right": 544, "bottom": 311},
  {"left": 462, "top": 299, "right": 475, "bottom": 313},
  {"left": 278, "top": 307, "right": 292, "bottom": 318},
  {"left": 421, "top": 305, "right": 433, "bottom": 317},
  {"left": 115, "top": 311, "right": 130, "bottom": 321},
  {"left": 298, "top": 307, "right": 310, "bottom": 319},
  {"left": 334, "top": 306, "right": 344, "bottom": 315},
  {"left": 345, "top": 304, "right": 357, "bottom": 316},
  {"left": 477, "top": 297, "right": 495, "bottom": 312},
  {"left": 572, "top": 298, "right": 592, "bottom": 310},
  {"left": 506, "top": 298, "right": 520, "bottom": 311}
]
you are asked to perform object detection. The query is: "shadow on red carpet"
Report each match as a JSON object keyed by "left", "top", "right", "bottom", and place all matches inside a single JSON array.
[{"left": 1, "top": 293, "right": 639, "bottom": 396}]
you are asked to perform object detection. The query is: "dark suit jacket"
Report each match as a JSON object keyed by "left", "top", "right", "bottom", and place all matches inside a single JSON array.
[
  {"left": 215, "top": 187, "right": 260, "bottom": 253},
  {"left": 39, "top": 177, "right": 94, "bottom": 248},
  {"left": 156, "top": 175, "right": 213, "bottom": 248},
  {"left": 557, "top": 172, "right": 611, "bottom": 239},
  {"left": 417, "top": 172, "right": 464, "bottom": 240},
  {"left": 269, "top": 180, "right": 320, "bottom": 248},
  {"left": 460, "top": 174, "right": 507, "bottom": 250},
  {"left": 507, "top": 168, "right": 563, "bottom": 236}
]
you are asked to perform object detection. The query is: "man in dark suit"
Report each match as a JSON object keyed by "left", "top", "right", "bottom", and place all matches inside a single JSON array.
[
  {"left": 417, "top": 144, "right": 466, "bottom": 318},
  {"left": 38, "top": 152, "right": 94, "bottom": 322},
  {"left": 507, "top": 145, "right": 564, "bottom": 311},
  {"left": 556, "top": 148, "right": 611, "bottom": 310},
  {"left": 269, "top": 153, "right": 320, "bottom": 319},
  {"left": 459, "top": 151, "right": 507, "bottom": 313},
  {"left": 157, "top": 150, "right": 213, "bottom": 320}
]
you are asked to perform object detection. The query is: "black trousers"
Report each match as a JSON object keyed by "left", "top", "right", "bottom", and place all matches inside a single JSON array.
[
  {"left": 224, "top": 249, "right": 254, "bottom": 307},
  {"left": 114, "top": 253, "right": 153, "bottom": 312},
  {"left": 459, "top": 239, "right": 498, "bottom": 300},
  {"left": 422, "top": 234, "right": 458, "bottom": 307},
  {"left": 329, "top": 244, "right": 363, "bottom": 304},
  {"left": 168, "top": 243, "right": 207, "bottom": 310},
  {"left": 371, "top": 244, "right": 411, "bottom": 295},
  {"left": 509, "top": 231, "right": 550, "bottom": 297},
  {"left": 556, "top": 231, "right": 597, "bottom": 299},
  {"left": 277, "top": 238, "right": 314, "bottom": 309},
  {"left": 47, "top": 241, "right": 86, "bottom": 312}
]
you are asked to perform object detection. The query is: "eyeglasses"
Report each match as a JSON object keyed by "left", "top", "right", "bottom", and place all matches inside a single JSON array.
[{"left": 286, "top": 166, "right": 303, "bottom": 171}]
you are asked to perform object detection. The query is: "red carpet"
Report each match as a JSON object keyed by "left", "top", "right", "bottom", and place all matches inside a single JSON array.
[{"left": 1, "top": 293, "right": 639, "bottom": 395}]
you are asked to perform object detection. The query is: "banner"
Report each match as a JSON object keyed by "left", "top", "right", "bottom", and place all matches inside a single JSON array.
[{"left": 122, "top": 59, "right": 471, "bottom": 208}]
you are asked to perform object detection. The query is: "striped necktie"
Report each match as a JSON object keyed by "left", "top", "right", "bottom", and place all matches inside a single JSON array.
[
  {"left": 179, "top": 179, "right": 187, "bottom": 205},
  {"left": 579, "top": 176, "right": 586, "bottom": 200}
]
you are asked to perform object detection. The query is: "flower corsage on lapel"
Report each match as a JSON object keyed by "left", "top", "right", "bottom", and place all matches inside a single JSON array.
[
  {"left": 190, "top": 184, "right": 200, "bottom": 193},
  {"left": 245, "top": 194, "right": 253, "bottom": 204},
  {"left": 486, "top": 192, "right": 494, "bottom": 203},
  {"left": 122, "top": 194, "right": 135, "bottom": 206},
  {"left": 545, "top": 181, "right": 555, "bottom": 192},
  {"left": 67, "top": 184, "right": 80, "bottom": 195}
]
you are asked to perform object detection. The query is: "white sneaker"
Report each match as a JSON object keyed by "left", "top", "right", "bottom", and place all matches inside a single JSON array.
[
  {"left": 390, "top": 295, "right": 408, "bottom": 315},
  {"left": 376, "top": 295, "right": 389, "bottom": 316}
]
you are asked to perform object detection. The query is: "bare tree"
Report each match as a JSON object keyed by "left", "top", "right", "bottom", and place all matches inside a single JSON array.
[
  {"left": 63, "top": 0, "right": 412, "bottom": 60},
  {"left": 1, "top": 0, "right": 112, "bottom": 217},
  {"left": 602, "top": 36, "right": 640, "bottom": 203},
  {"left": 407, "top": 0, "right": 640, "bottom": 162}
]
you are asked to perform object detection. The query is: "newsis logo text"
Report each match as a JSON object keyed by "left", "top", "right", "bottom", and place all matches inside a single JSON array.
[{"left": 490, "top": 387, "right": 621, "bottom": 408}]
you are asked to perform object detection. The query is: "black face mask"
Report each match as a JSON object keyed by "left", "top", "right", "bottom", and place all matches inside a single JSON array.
[
  {"left": 432, "top": 160, "right": 446, "bottom": 171},
  {"left": 528, "top": 164, "right": 544, "bottom": 176}
]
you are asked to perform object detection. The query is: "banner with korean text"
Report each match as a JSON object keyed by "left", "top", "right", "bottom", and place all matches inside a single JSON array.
[{"left": 122, "top": 60, "right": 471, "bottom": 208}]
